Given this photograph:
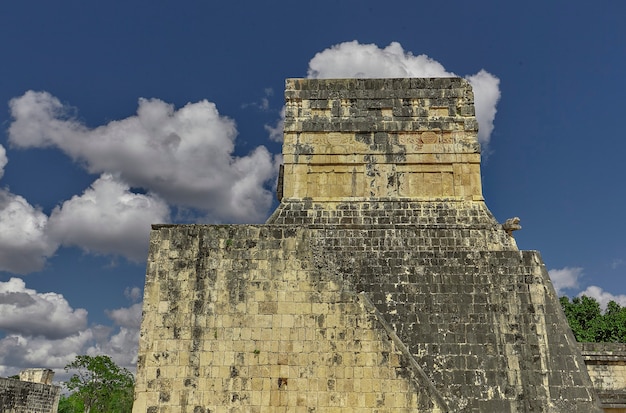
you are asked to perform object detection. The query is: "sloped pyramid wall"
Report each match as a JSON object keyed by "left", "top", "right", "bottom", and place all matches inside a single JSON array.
[{"left": 133, "top": 78, "right": 602, "bottom": 412}]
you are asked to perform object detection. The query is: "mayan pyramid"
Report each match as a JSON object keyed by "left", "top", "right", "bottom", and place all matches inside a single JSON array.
[{"left": 132, "top": 78, "right": 602, "bottom": 412}]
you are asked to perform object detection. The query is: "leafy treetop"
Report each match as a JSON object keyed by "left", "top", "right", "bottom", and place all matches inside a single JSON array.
[
  {"left": 59, "top": 355, "right": 134, "bottom": 413},
  {"left": 560, "top": 295, "right": 626, "bottom": 343}
]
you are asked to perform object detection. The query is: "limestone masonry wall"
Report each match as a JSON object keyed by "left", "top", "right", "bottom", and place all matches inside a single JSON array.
[
  {"left": 133, "top": 78, "right": 603, "bottom": 412},
  {"left": 0, "top": 376, "right": 60, "bottom": 413},
  {"left": 580, "top": 343, "right": 626, "bottom": 412},
  {"left": 19, "top": 369, "right": 55, "bottom": 385},
  {"left": 134, "top": 225, "right": 445, "bottom": 412},
  {"left": 281, "top": 78, "right": 482, "bottom": 202}
]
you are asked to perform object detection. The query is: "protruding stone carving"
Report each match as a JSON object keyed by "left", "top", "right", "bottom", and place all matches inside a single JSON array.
[{"left": 502, "top": 216, "right": 522, "bottom": 236}]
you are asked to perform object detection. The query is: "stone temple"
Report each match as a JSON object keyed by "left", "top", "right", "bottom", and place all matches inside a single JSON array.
[{"left": 132, "top": 78, "right": 603, "bottom": 412}]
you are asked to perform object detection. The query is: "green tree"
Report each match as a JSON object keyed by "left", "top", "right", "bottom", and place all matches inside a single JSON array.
[
  {"left": 560, "top": 295, "right": 626, "bottom": 343},
  {"left": 602, "top": 300, "right": 626, "bottom": 342},
  {"left": 63, "top": 355, "right": 134, "bottom": 413},
  {"left": 58, "top": 393, "right": 85, "bottom": 413}
]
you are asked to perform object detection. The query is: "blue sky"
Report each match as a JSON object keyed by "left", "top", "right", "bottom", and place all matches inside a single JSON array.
[{"left": 0, "top": 1, "right": 624, "bottom": 377}]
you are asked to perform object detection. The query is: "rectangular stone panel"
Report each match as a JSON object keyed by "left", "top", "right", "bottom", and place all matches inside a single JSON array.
[{"left": 281, "top": 78, "right": 482, "bottom": 201}]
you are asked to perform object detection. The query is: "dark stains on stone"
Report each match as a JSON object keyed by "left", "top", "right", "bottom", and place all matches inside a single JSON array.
[
  {"left": 355, "top": 132, "right": 371, "bottom": 145},
  {"left": 293, "top": 142, "right": 314, "bottom": 163},
  {"left": 236, "top": 352, "right": 245, "bottom": 364},
  {"left": 387, "top": 172, "right": 397, "bottom": 190},
  {"left": 364, "top": 155, "right": 378, "bottom": 178},
  {"left": 192, "top": 326, "right": 202, "bottom": 351},
  {"left": 193, "top": 298, "right": 204, "bottom": 314},
  {"left": 227, "top": 277, "right": 246, "bottom": 304},
  {"left": 332, "top": 353, "right": 342, "bottom": 365}
]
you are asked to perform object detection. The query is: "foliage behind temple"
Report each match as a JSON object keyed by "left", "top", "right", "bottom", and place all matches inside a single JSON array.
[{"left": 560, "top": 295, "right": 626, "bottom": 343}]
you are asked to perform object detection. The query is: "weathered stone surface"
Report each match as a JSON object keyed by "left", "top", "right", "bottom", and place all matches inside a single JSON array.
[
  {"left": 133, "top": 78, "right": 602, "bottom": 412},
  {"left": 580, "top": 343, "right": 626, "bottom": 411},
  {"left": 19, "top": 369, "right": 54, "bottom": 385},
  {"left": 0, "top": 377, "right": 60, "bottom": 413},
  {"left": 135, "top": 225, "right": 448, "bottom": 412},
  {"left": 280, "top": 78, "right": 482, "bottom": 203}
]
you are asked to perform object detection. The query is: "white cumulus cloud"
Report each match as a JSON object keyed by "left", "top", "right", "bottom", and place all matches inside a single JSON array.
[
  {"left": 8, "top": 91, "right": 278, "bottom": 223},
  {"left": 0, "top": 190, "right": 58, "bottom": 274},
  {"left": 265, "top": 106, "right": 285, "bottom": 142},
  {"left": 549, "top": 265, "right": 626, "bottom": 312},
  {"left": 106, "top": 302, "right": 142, "bottom": 329},
  {"left": 0, "top": 278, "right": 87, "bottom": 339},
  {"left": 307, "top": 41, "right": 449, "bottom": 79},
  {"left": 86, "top": 326, "right": 139, "bottom": 370},
  {"left": 47, "top": 174, "right": 170, "bottom": 262},
  {"left": 0, "top": 145, "right": 7, "bottom": 180},
  {"left": 578, "top": 285, "right": 626, "bottom": 312},
  {"left": 548, "top": 267, "right": 583, "bottom": 295},
  {"left": 0, "top": 330, "right": 96, "bottom": 377},
  {"left": 0, "top": 279, "right": 143, "bottom": 376},
  {"left": 87, "top": 302, "right": 143, "bottom": 370},
  {"left": 305, "top": 41, "right": 501, "bottom": 147},
  {"left": 465, "top": 70, "right": 501, "bottom": 146}
]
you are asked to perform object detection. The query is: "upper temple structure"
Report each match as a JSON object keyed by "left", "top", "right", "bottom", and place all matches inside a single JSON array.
[
  {"left": 132, "top": 78, "right": 604, "bottom": 412},
  {"left": 278, "top": 78, "right": 482, "bottom": 203}
]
